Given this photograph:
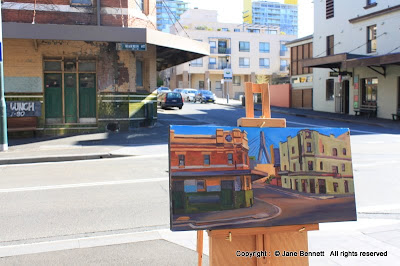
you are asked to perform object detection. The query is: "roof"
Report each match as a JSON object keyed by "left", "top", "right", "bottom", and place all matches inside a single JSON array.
[
  {"left": 3, "top": 22, "right": 209, "bottom": 71},
  {"left": 285, "top": 34, "right": 313, "bottom": 46}
]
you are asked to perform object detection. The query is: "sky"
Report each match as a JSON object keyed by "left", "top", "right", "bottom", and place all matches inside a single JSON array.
[{"left": 185, "top": 0, "right": 314, "bottom": 38}]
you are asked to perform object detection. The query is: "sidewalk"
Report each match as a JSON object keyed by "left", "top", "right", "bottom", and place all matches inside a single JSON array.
[{"left": 214, "top": 96, "right": 400, "bottom": 130}]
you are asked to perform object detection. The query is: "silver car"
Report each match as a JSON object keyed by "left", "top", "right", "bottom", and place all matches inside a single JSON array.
[{"left": 181, "top": 88, "right": 198, "bottom": 102}]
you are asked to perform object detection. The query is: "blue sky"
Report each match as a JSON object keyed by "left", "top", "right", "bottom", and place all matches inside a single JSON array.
[
  {"left": 170, "top": 125, "right": 350, "bottom": 153},
  {"left": 185, "top": 0, "right": 314, "bottom": 38}
]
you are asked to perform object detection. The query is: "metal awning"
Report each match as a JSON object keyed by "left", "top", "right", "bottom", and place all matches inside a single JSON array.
[
  {"left": 303, "top": 53, "right": 365, "bottom": 69},
  {"left": 2, "top": 22, "right": 209, "bottom": 71},
  {"left": 345, "top": 52, "right": 400, "bottom": 68}
]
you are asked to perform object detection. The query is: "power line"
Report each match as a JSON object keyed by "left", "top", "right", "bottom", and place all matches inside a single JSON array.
[
  {"left": 133, "top": 0, "right": 158, "bottom": 29},
  {"left": 161, "top": 0, "right": 190, "bottom": 38}
]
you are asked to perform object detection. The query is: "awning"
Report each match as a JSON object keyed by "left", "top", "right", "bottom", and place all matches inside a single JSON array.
[
  {"left": 2, "top": 22, "right": 209, "bottom": 71},
  {"left": 303, "top": 53, "right": 365, "bottom": 69},
  {"left": 345, "top": 52, "right": 400, "bottom": 68},
  {"left": 172, "top": 170, "right": 252, "bottom": 178}
]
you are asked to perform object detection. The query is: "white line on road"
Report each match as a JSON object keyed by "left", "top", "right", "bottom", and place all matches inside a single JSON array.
[
  {"left": 286, "top": 120, "right": 380, "bottom": 134},
  {"left": 0, "top": 177, "right": 168, "bottom": 193}
]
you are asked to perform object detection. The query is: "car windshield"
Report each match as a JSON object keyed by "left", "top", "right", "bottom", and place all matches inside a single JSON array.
[
  {"left": 159, "top": 87, "right": 169, "bottom": 91},
  {"left": 167, "top": 93, "right": 181, "bottom": 99},
  {"left": 201, "top": 91, "right": 213, "bottom": 95},
  {"left": 188, "top": 90, "right": 197, "bottom": 94}
]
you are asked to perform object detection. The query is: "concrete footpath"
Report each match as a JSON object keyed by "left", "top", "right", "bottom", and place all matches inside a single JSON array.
[{"left": 1, "top": 100, "right": 400, "bottom": 265}]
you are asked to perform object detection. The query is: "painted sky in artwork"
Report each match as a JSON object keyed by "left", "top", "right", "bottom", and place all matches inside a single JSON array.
[{"left": 171, "top": 125, "right": 349, "bottom": 149}]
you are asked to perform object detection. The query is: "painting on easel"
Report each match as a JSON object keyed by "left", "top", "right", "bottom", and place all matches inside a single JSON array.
[{"left": 169, "top": 125, "right": 357, "bottom": 231}]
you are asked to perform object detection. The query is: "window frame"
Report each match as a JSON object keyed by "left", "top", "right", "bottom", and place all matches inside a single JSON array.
[
  {"left": 259, "top": 42, "right": 270, "bottom": 53},
  {"left": 367, "top": 25, "right": 377, "bottom": 53},
  {"left": 233, "top": 76, "right": 241, "bottom": 85},
  {"left": 327, "top": 35, "right": 334, "bottom": 56},
  {"left": 239, "top": 41, "right": 250, "bottom": 52},
  {"left": 239, "top": 57, "right": 250, "bottom": 68},
  {"left": 203, "top": 154, "right": 210, "bottom": 165},
  {"left": 178, "top": 154, "right": 185, "bottom": 166},
  {"left": 326, "top": 79, "right": 334, "bottom": 101},
  {"left": 259, "top": 58, "right": 270, "bottom": 69},
  {"left": 70, "top": 0, "right": 92, "bottom": 7},
  {"left": 227, "top": 153, "right": 234, "bottom": 165}
]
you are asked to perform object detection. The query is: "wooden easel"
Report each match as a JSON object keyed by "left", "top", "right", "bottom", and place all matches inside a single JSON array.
[{"left": 197, "top": 82, "right": 319, "bottom": 266}]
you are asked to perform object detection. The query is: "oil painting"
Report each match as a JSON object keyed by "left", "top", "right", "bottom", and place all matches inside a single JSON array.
[{"left": 169, "top": 126, "right": 357, "bottom": 231}]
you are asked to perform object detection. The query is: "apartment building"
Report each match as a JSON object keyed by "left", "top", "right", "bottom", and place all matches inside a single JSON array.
[
  {"left": 2, "top": 0, "right": 207, "bottom": 135},
  {"left": 286, "top": 35, "right": 313, "bottom": 109},
  {"left": 167, "top": 9, "right": 296, "bottom": 99},
  {"left": 156, "top": 0, "right": 188, "bottom": 33},
  {"left": 304, "top": 0, "right": 400, "bottom": 119},
  {"left": 250, "top": 0, "right": 299, "bottom": 36}
]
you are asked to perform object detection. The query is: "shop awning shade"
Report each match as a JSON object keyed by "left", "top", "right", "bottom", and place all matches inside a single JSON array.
[
  {"left": 303, "top": 52, "right": 400, "bottom": 69},
  {"left": 3, "top": 22, "right": 209, "bottom": 71}
]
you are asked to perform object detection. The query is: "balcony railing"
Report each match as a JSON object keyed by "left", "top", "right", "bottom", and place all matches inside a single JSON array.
[
  {"left": 191, "top": 63, "right": 203, "bottom": 67},
  {"left": 208, "top": 63, "right": 231, "bottom": 70},
  {"left": 210, "top": 47, "right": 231, "bottom": 54},
  {"left": 280, "top": 66, "right": 289, "bottom": 71},
  {"left": 280, "top": 50, "right": 288, "bottom": 56}
]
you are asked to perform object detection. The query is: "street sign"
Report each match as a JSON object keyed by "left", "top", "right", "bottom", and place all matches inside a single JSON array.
[
  {"left": 224, "top": 69, "right": 233, "bottom": 80},
  {"left": 116, "top": 43, "right": 147, "bottom": 51}
]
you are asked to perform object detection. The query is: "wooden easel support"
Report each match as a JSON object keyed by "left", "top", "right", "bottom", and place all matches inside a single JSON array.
[{"left": 197, "top": 83, "right": 319, "bottom": 266}]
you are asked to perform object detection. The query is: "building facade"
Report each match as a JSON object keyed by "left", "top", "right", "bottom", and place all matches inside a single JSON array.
[
  {"left": 156, "top": 0, "right": 188, "bottom": 33},
  {"left": 304, "top": 0, "right": 400, "bottom": 119},
  {"left": 170, "top": 128, "right": 253, "bottom": 214},
  {"left": 167, "top": 9, "right": 296, "bottom": 99},
  {"left": 286, "top": 35, "right": 313, "bottom": 109},
  {"left": 279, "top": 130, "right": 354, "bottom": 195},
  {"left": 247, "top": 0, "right": 298, "bottom": 36},
  {"left": 2, "top": 0, "right": 207, "bottom": 136}
]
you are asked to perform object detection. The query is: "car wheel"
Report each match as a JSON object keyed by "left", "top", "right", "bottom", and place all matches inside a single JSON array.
[
  {"left": 161, "top": 104, "right": 165, "bottom": 109},
  {"left": 179, "top": 106, "right": 182, "bottom": 109}
]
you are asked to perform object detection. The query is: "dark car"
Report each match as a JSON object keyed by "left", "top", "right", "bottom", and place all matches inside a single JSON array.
[
  {"left": 158, "top": 92, "right": 184, "bottom": 109},
  {"left": 194, "top": 90, "right": 216, "bottom": 103}
]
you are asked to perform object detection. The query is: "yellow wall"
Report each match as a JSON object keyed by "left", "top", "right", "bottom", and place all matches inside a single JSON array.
[
  {"left": 284, "top": 0, "right": 298, "bottom": 5},
  {"left": 243, "top": 0, "right": 252, "bottom": 24}
]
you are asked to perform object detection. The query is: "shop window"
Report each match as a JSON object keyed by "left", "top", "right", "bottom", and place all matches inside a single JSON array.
[
  {"left": 203, "top": 154, "right": 210, "bottom": 165},
  {"left": 64, "top": 59, "right": 77, "bottom": 72},
  {"left": 367, "top": 25, "right": 377, "bottom": 53},
  {"left": 362, "top": 78, "right": 378, "bottom": 104},
  {"left": 326, "top": 79, "right": 334, "bottom": 101},
  {"left": 209, "top": 57, "right": 216, "bottom": 64},
  {"left": 308, "top": 161, "right": 313, "bottom": 171},
  {"left": 234, "top": 29, "right": 240, "bottom": 32},
  {"left": 178, "top": 155, "right": 185, "bottom": 166},
  {"left": 227, "top": 153, "right": 233, "bottom": 164},
  {"left": 136, "top": 60, "right": 143, "bottom": 87}
]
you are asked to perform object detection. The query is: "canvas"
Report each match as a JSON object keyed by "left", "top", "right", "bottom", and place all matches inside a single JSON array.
[{"left": 169, "top": 125, "right": 357, "bottom": 231}]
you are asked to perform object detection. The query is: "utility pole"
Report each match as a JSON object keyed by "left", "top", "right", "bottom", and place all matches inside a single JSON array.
[{"left": 0, "top": 6, "right": 8, "bottom": 151}]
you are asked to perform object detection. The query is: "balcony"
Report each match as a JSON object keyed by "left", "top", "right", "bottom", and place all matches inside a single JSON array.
[
  {"left": 280, "top": 50, "right": 288, "bottom": 56},
  {"left": 208, "top": 63, "right": 231, "bottom": 70},
  {"left": 191, "top": 63, "right": 203, "bottom": 67},
  {"left": 210, "top": 47, "right": 231, "bottom": 54}
]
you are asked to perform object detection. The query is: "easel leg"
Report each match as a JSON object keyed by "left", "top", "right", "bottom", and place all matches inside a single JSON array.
[{"left": 197, "top": 230, "right": 204, "bottom": 266}]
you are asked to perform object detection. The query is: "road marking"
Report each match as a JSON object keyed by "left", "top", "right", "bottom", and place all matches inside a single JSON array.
[
  {"left": 286, "top": 120, "right": 379, "bottom": 134},
  {"left": 0, "top": 177, "right": 168, "bottom": 193}
]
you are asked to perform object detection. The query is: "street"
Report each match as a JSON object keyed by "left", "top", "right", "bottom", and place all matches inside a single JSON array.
[{"left": 1, "top": 102, "right": 400, "bottom": 264}]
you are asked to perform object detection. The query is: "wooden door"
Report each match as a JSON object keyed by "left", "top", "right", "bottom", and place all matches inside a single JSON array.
[
  {"left": 44, "top": 73, "right": 62, "bottom": 121},
  {"left": 64, "top": 74, "right": 77, "bottom": 123},
  {"left": 79, "top": 73, "right": 96, "bottom": 118}
]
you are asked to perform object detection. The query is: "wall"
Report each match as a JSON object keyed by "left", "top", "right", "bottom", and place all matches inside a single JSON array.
[{"left": 270, "top": 84, "right": 291, "bottom": 108}]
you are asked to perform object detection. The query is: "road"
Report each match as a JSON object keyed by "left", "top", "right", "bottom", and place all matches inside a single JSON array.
[{"left": 1, "top": 102, "right": 400, "bottom": 264}]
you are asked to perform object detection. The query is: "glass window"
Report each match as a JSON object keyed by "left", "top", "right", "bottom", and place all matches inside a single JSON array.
[
  {"left": 326, "top": 79, "right": 334, "bottom": 101},
  {"left": 367, "top": 25, "right": 377, "bottom": 53},
  {"left": 280, "top": 60, "right": 288, "bottom": 71},
  {"left": 259, "top": 42, "right": 270, "bottom": 53},
  {"left": 209, "top": 57, "right": 216, "bottom": 64},
  {"left": 239, "top": 57, "right": 250, "bottom": 68},
  {"left": 64, "top": 59, "right": 76, "bottom": 72},
  {"left": 204, "top": 155, "right": 210, "bottom": 165},
  {"left": 362, "top": 78, "right": 378, "bottom": 104},
  {"left": 199, "top": 81, "right": 204, "bottom": 89},
  {"left": 70, "top": 0, "right": 92, "bottom": 6},
  {"left": 44, "top": 61, "right": 61, "bottom": 71},
  {"left": 191, "top": 58, "right": 203, "bottom": 67},
  {"left": 239, "top": 41, "right": 250, "bottom": 52},
  {"left": 227, "top": 153, "right": 233, "bottom": 164},
  {"left": 234, "top": 29, "right": 240, "bottom": 32},
  {"left": 280, "top": 43, "right": 287, "bottom": 52},
  {"left": 233, "top": 76, "right": 241, "bottom": 85},
  {"left": 259, "top": 58, "right": 270, "bottom": 68},
  {"left": 209, "top": 41, "right": 216, "bottom": 48},
  {"left": 79, "top": 61, "right": 96, "bottom": 72},
  {"left": 327, "top": 35, "right": 334, "bottom": 55},
  {"left": 221, "top": 28, "right": 229, "bottom": 32},
  {"left": 136, "top": 60, "right": 143, "bottom": 87},
  {"left": 367, "top": 0, "right": 376, "bottom": 5}
]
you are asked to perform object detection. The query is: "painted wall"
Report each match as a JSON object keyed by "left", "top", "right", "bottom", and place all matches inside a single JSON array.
[{"left": 270, "top": 84, "right": 291, "bottom": 108}]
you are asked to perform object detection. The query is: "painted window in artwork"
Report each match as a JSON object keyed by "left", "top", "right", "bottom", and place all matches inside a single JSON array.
[
  {"left": 284, "top": 178, "right": 287, "bottom": 184},
  {"left": 322, "top": 145, "right": 325, "bottom": 153},
  {"left": 333, "top": 182, "right": 338, "bottom": 192},
  {"left": 204, "top": 155, "right": 210, "bottom": 165},
  {"left": 197, "top": 180, "right": 205, "bottom": 191},
  {"left": 308, "top": 161, "right": 313, "bottom": 171},
  {"left": 179, "top": 155, "right": 185, "bottom": 166},
  {"left": 332, "top": 148, "right": 338, "bottom": 156},
  {"left": 306, "top": 143, "right": 312, "bottom": 152},
  {"left": 342, "top": 164, "right": 345, "bottom": 172},
  {"left": 320, "top": 162, "right": 323, "bottom": 170},
  {"left": 332, "top": 166, "right": 338, "bottom": 173},
  {"left": 293, "top": 163, "right": 296, "bottom": 171},
  {"left": 343, "top": 148, "right": 347, "bottom": 155},
  {"left": 344, "top": 180, "right": 349, "bottom": 193},
  {"left": 228, "top": 153, "right": 233, "bottom": 164},
  {"left": 284, "top": 165, "right": 287, "bottom": 171},
  {"left": 292, "top": 146, "right": 295, "bottom": 154}
]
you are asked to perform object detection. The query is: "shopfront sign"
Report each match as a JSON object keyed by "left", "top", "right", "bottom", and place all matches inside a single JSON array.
[
  {"left": 6, "top": 101, "right": 41, "bottom": 117},
  {"left": 116, "top": 43, "right": 147, "bottom": 51}
]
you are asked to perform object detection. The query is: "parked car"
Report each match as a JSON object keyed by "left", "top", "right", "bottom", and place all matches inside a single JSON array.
[
  {"left": 173, "top": 88, "right": 183, "bottom": 94},
  {"left": 157, "top": 86, "right": 171, "bottom": 94},
  {"left": 194, "top": 90, "right": 216, "bottom": 103},
  {"left": 157, "top": 92, "right": 183, "bottom": 109},
  {"left": 181, "top": 88, "right": 198, "bottom": 102}
]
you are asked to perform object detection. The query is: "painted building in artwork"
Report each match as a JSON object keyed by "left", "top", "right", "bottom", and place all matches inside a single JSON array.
[
  {"left": 2, "top": 0, "right": 208, "bottom": 136},
  {"left": 279, "top": 129, "right": 354, "bottom": 195},
  {"left": 170, "top": 128, "right": 254, "bottom": 214}
]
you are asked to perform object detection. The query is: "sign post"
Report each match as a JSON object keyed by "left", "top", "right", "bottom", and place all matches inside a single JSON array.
[
  {"left": 224, "top": 69, "right": 233, "bottom": 103},
  {"left": 0, "top": 7, "right": 8, "bottom": 151}
]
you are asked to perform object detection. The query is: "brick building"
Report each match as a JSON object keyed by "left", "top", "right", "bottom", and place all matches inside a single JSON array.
[
  {"left": 169, "top": 128, "right": 254, "bottom": 214},
  {"left": 2, "top": 0, "right": 208, "bottom": 135}
]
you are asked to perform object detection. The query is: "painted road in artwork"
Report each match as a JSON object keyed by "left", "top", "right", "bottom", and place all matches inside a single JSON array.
[{"left": 169, "top": 125, "right": 357, "bottom": 231}]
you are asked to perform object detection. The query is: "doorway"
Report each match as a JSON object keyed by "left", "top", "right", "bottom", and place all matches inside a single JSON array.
[
  {"left": 310, "top": 179, "right": 315, "bottom": 193},
  {"left": 318, "top": 179, "right": 326, "bottom": 194},
  {"left": 45, "top": 74, "right": 63, "bottom": 123},
  {"left": 343, "top": 80, "right": 350, "bottom": 114},
  {"left": 221, "top": 180, "right": 234, "bottom": 208}
]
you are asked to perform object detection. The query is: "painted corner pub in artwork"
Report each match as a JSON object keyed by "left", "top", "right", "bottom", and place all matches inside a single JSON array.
[
  {"left": 170, "top": 128, "right": 253, "bottom": 214},
  {"left": 279, "top": 129, "right": 354, "bottom": 195}
]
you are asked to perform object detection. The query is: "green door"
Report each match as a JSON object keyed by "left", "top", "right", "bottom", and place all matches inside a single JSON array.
[
  {"left": 79, "top": 73, "right": 96, "bottom": 118},
  {"left": 64, "top": 74, "right": 77, "bottom": 123},
  {"left": 221, "top": 180, "right": 234, "bottom": 208},
  {"left": 44, "top": 73, "right": 62, "bottom": 119}
]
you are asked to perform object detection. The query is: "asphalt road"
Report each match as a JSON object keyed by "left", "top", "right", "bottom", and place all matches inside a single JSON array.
[{"left": 1, "top": 102, "right": 400, "bottom": 264}]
